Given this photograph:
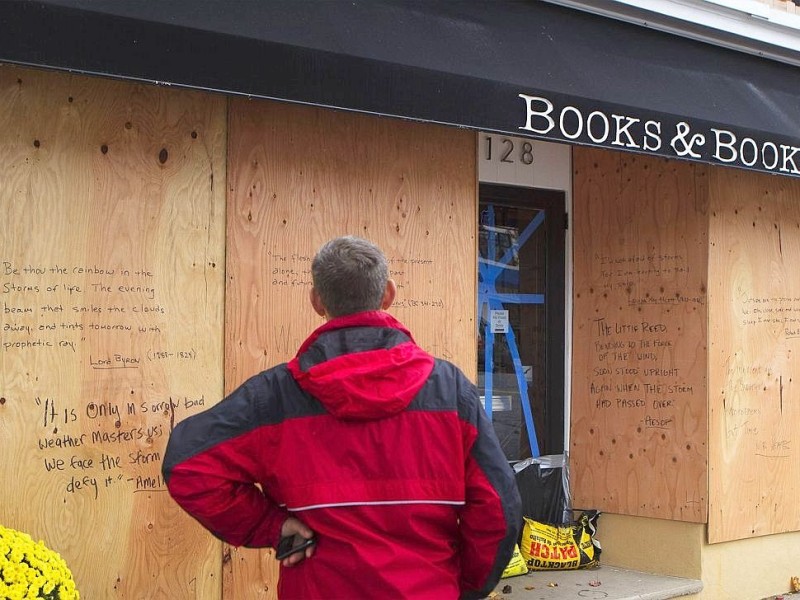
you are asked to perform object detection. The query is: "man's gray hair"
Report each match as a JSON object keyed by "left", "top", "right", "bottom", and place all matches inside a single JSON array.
[{"left": 311, "top": 236, "right": 389, "bottom": 317}]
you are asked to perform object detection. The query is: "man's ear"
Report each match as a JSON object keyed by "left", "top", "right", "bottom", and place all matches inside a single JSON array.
[
  {"left": 381, "top": 279, "right": 397, "bottom": 310},
  {"left": 310, "top": 288, "right": 327, "bottom": 317}
]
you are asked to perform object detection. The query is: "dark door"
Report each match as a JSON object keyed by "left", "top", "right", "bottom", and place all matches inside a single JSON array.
[{"left": 478, "top": 184, "right": 566, "bottom": 459}]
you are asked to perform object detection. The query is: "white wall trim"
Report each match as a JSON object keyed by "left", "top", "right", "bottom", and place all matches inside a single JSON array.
[{"left": 544, "top": 0, "right": 800, "bottom": 68}]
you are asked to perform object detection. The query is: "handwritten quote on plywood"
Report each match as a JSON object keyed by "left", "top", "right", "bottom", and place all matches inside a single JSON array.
[
  {"left": 223, "top": 99, "right": 476, "bottom": 598},
  {"left": 0, "top": 66, "right": 226, "bottom": 598},
  {"left": 571, "top": 148, "right": 708, "bottom": 522},
  {"left": 708, "top": 168, "right": 800, "bottom": 542}
]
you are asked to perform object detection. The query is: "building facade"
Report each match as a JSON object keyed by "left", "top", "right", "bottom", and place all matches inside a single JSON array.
[{"left": 1, "top": 1, "right": 799, "bottom": 598}]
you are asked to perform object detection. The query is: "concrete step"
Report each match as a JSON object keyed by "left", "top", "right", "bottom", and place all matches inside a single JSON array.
[{"left": 492, "top": 564, "right": 702, "bottom": 600}]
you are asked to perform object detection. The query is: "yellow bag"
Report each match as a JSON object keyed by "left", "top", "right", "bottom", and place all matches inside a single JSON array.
[
  {"left": 501, "top": 544, "right": 528, "bottom": 578},
  {"left": 519, "top": 511, "right": 601, "bottom": 571}
]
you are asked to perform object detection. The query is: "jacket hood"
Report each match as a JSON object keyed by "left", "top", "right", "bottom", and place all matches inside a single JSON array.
[{"left": 287, "top": 311, "right": 435, "bottom": 420}]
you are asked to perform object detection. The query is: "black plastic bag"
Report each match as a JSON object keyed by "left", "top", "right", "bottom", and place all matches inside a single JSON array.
[{"left": 513, "top": 454, "right": 570, "bottom": 525}]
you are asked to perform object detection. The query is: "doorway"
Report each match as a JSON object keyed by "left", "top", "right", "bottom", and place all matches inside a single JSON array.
[{"left": 478, "top": 184, "right": 566, "bottom": 460}]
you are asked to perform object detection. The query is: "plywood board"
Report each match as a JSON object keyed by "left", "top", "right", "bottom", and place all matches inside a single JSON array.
[
  {"left": 708, "top": 168, "right": 800, "bottom": 542},
  {"left": 224, "top": 99, "right": 476, "bottom": 598},
  {"left": 0, "top": 66, "right": 226, "bottom": 597},
  {"left": 571, "top": 147, "right": 708, "bottom": 522}
]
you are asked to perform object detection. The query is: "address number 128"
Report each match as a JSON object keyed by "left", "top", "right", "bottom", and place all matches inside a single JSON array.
[{"left": 484, "top": 137, "right": 534, "bottom": 165}]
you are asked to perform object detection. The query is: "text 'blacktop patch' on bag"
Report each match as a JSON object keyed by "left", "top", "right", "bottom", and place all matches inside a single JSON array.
[{"left": 519, "top": 511, "right": 601, "bottom": 570}]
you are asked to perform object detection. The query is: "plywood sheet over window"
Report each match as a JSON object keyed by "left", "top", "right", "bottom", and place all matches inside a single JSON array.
[
  {"left": 708, "top": 168, "right": 800, "bottom": 542},
  {"left": 571, "top": 147, "right": 708, "bottom": 523},
  {"left": 224, "top": 100, "right": 476, "bottom": 598},
  {"left": 0, "top": 66, "right": 226, "bottom": 598}
]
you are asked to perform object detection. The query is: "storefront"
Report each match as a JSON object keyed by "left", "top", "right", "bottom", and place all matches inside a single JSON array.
[{"left": 1, "top": 1, "right": 800, "bottom": 598}]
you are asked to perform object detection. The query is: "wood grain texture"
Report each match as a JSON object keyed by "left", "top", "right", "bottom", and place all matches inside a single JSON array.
[
  {"left": 571, "top": 147, "right": 708, "bottom": 522},
  {"left": 708, "top": 167, "right": 800, "bottom": 542},
  {"left": 224, "top": 99, "right": 476, "bottom": 598},
  {"left": 0, "top": 65, "right": 226, "bottom": 598}
]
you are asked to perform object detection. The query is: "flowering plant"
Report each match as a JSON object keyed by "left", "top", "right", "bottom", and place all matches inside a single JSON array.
[{"left": 0, "top": 525, "right": 79, "bottom": 600}]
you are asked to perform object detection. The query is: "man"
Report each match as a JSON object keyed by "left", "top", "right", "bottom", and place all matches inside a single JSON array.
[{"left": 162, "top": 236, "right": 521, "bottom": 599}]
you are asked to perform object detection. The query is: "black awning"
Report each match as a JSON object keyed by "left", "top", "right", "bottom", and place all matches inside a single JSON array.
[{"left": 2, "top": 0, "right": 800, "bottom": 177}]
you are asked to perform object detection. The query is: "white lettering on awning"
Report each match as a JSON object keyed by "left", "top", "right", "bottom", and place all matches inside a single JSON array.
[{"left": 518, "top": 93, "right": 800, "bottom": 177}]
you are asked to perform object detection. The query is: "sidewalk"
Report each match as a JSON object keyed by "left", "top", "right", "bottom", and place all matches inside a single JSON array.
[{"left": 491, "top": 565, "right": 702, "bottom": 600}]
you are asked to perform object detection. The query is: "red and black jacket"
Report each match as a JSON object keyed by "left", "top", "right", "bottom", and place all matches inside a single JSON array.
[{"left": 163, "top": 311, "right": 521, "bottom": 599}]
